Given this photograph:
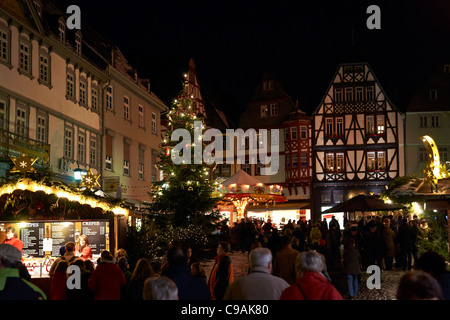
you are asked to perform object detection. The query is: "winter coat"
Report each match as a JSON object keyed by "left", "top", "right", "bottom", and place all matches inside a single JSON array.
[
  {"left": 50, "top": 271, "right": 67, "bottom": 300},
  {"left": 223, "top": 267, "right": 289, "bottom": 300},
  {"left": 0, "top": 268, "right": 46, "bottom": 300},
  {"left": 280, "top": 271, "right": 343, "bottom": 300},
  {"left": 88, "top": 261, "right": 126, "bottom": 300},
  {"left": 273, "top": 246, "right": 300, "bottom": 285},
  {"left": 208, "top": 254, "right": 234, "bottom": 300},
  {"left": 161, "top": 265, "right": 210, "bottom": 300},
  {"left": 382, "top": 227, "right": 396, "bottom": 257},
  {"left": 343, "top": 245, "right": 361, "bottom": 275},
  {"left": 397, "top": 224, "right": 412, "bottom": 251},
  {"left": 310, "top": 227, "right": 322, "bottom": 245}
]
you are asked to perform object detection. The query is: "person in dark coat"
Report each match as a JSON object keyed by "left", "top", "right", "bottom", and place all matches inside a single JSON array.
[
  {"left": 415, "top": 250, "right": 450, "bottom": 300},
  {"left": 161, "top": 245, "right": 210, "bottom": 300},
  {"left": 361, "top": 220, "right": 385, "bottom": 269},
  {"left": 343, "top": 238, "right": 362, "bottom": 298},
  {"left": 397, "top": 218, "right": 413, "bottom": 271}
]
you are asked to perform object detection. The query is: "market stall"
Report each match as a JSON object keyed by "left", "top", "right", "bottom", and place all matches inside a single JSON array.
[{"left": 0, "top": 178, "right": 128, "bottom": 280}]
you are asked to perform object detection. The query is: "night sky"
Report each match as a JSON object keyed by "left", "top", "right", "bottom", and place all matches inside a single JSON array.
[{"left": 60, "top": 0, "right": 450, "bottom": 125}]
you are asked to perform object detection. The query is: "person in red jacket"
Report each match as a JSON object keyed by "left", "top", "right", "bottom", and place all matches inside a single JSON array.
[
  {"left": 2, "top": 227, "right": 23, "bottom": 256},
  {"left": 88, "top": 250, "right": 126, "bottom": 300},
  {"left": 50, "top": 260, "right": 69, "bottom": 300},
  {"left": 280, "top": 250, "right": 343, "bottom": 300},
  {"left": 75, "top": 235, "right": 92, "bottom": 261}
]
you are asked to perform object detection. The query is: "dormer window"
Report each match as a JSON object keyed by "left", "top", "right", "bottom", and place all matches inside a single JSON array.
[
  {"left": 429, "top": 89, "right": 437, "bottom": 100},
  {"left": 75, "top": 31, "right": 82, "bottom": 55},
  {"left": 33, "top": 0, "right": 42, "bottom": 17},
  {"left": 58, "top": 19, "right": 65, "bottom": 43},
  {"left": 263, "top": 80, "right": 274, "bottom": 91}
]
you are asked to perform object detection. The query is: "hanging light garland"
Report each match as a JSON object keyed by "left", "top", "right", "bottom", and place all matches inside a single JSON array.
[{"left": 0, "top": 179, "right": 128, "bottom": 217}]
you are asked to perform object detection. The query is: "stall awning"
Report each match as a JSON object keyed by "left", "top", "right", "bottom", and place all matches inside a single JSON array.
[{"left": 246, "top": 201, "right": 310, "bottom": 212}]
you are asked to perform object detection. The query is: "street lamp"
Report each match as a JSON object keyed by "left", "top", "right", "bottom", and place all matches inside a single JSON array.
[{"left": 73, "top": 167, "right": 87, "bottom": 187}]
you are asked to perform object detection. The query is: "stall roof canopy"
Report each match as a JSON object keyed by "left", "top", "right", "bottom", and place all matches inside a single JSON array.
[
  {"left": 321, "top": 195, "right": 405, "bottom": 214},
  {"left": 246, "top": 201, "right": 310, "bottom": 212}
]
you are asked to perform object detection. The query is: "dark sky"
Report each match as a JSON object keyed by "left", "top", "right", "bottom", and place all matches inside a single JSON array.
[{"left": 60, "top": 0, "right": 450, "bottom": 125}]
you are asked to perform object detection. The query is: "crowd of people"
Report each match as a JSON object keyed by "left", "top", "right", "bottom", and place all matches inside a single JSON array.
[{"left": 1, "top": 214, "right": 450, "bottom": 300}]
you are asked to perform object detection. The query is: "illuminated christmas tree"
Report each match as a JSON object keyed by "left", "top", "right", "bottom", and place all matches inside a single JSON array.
[{"left": 149, "top": 84, "right": 219, "bottom": 227}]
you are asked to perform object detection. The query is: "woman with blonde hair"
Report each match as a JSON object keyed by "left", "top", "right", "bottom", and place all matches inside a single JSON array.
[{"left": 125, "top": 258, "right": 155, "bottom": 300}]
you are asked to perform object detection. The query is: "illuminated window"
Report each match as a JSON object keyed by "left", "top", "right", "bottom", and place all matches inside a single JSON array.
[
  {"left": 326, "top": 153, "right": 334, "bottom": 171},
  {"left": 377, "top": 151, "right": 385, "bottom": 170},
  {"left": 377, "top": 115, "right": 385, "bottom": 134},
  {"left": 366, "top": 115, "right": 375, "bottom": 134},
  {"left": 336, "top": 153, "right": 344, "bottom": 171},
  {"left": 367, "top": 152, "right": 376, "bottom": 170}
]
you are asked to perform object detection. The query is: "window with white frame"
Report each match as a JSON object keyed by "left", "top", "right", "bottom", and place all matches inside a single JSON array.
[
  {"left": 77, "top": 132, "right": 85, "bottom": 163},
  {"left": 418, "top": 147, "right": 427, "bottom": 162},
  {"left": 326, "top": 153, "right": 334, "bottom": 171},
  {"left": 64, "top": 127, "right": 73, "bottom": 158},
  {"left": 336, "top": 153, "right": 344, "bottom": 171},
  {"left": 90, "top": 137, "right": 97, "bottom": 167},
  {"left": 0, "top": 28, "right": 9, "bottom": 63},
  {"left": 58, "top": 19, "right": 65, "bottom": 43},
  {"left": 36, "top": 114, "right": 47, "bottom": 143},
  {"left": 123, "top": 96, "right": 130, "bottom": 120},
  {"left": 66, "top": 70, "right": 75, "bottom": 99},
  {"left": 439, "top": 147, "right": 448, "bottom": 162},
  {"left": 300, "top": 126, "right": 307, "bottom": 139},
  {"left": 19, "top": 42, "right": 31, "bottom": 74},
  {"left": 79, "top": 78, "right": 87, "bottom": 106},
  {"left": 75, "top": 32, "right": 82, "bottom": 55},
  {"left": 106, "top": 86, "right": 113, "bottom": 110},
  {"left": 138, "top": 146, "right": 145, "bottom": 180},
  {"left": 105, "top": 155, "right": 112, "bottom": 170},
  {"left": 39, "top": 54, "right": 49, "bottom": 84},
  {"left": 291, "top": 126, "right": 297, "bottom": 140},
  {"left": 123, "top": 160, "right": 130, "bottom": 176},
  {"left": 367, "top": 151, "right": 385, "bottom": 171},
  {"left": 377, "top": 115, "right": 385, "bottom": 134},
  {"left": 15, "top": 107, "right": 27, "bottom": 137},
  {"left": 91, "top": 87, "right": 98, "bottom": 111},
  {"left": 420, "top": 115, "right": 427, "bottom": 128},
  {"left": 366, "top": 115, "right": 375, "bottom": 134}
]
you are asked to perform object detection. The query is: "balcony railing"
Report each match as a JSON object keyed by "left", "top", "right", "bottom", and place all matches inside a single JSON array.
[{"left": 0, "top": 129, "right": 50, "bottom": 163}]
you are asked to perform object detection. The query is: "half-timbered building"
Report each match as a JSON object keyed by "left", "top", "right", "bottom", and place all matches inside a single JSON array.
[{"left": 312, "top": 62, "right": 405, "bottom": 222}]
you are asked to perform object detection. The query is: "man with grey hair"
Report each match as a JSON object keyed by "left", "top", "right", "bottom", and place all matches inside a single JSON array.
[
  {"left": 223, "top": 247, "right": 289, "bottom": 300},
  {"left": 143, "top": 276, "right": 178, "bottom": 300},
  {"left": 0, "top": 244, "right": 46, "bottom": 300},
  {"left": 280, "top": 250, "right": 342, "bottom": 300}
]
